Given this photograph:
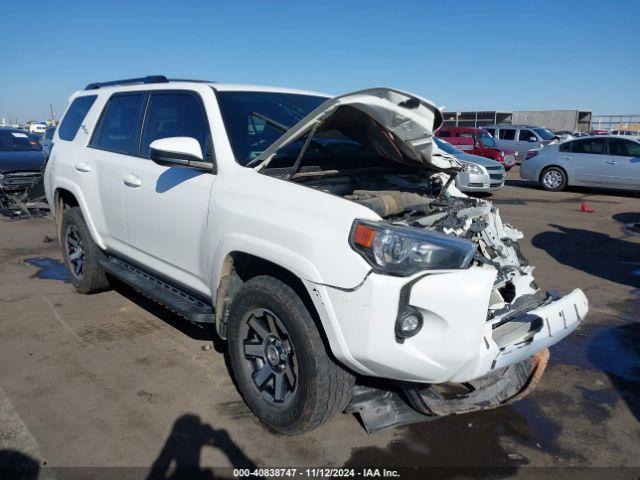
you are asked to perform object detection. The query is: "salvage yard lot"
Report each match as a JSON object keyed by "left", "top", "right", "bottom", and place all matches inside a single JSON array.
[{"left": 1, "top": 168, "right": 639, "bottom": 476}]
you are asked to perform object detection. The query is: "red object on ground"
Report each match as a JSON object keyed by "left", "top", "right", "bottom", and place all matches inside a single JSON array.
[{"left": 580, "top": 202, "right": 595, "bottom": 213}]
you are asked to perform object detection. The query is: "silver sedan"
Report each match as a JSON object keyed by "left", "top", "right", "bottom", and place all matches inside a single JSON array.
[
  {"left": 434, "top": 137, "right": 505, "bottom": 193},
  {"left": 520, "top": 136, "right": 640, "bottom": 191}
]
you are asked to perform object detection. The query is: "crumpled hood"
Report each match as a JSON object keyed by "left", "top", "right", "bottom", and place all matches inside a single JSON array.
[{"left": 255, "top": 87, "right": 462, "bottom": 173}]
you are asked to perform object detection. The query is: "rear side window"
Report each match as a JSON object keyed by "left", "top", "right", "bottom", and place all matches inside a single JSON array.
[
  {"left": 58, "top": 95, "right": 97, "bottom": 141},
  {"left": 571, "top": 138, "right": 606, "bottom": 155},
  {"left": 499, "top": 129, "right": 516, "bottom": 140},
  {"left": 609, "top": 139, "right": 640, "bottom": 157},
  {"left": 140, "top": 93, "right": 210, "bottom": 159},
  {"left": 91, "top": 93, "right": 145, "bottom": 154}
]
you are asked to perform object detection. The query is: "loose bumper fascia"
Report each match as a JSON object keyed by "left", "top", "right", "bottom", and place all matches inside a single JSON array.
[{"left": 306, "top": 268, "right": 587, "bottom": 384}]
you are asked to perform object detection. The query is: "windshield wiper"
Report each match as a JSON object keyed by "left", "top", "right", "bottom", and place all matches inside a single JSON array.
[{"left": 251, "top": 112, "right": 290, "bottom": 132}]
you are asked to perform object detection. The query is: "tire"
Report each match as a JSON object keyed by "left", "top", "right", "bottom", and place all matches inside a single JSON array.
[
  {"left": 227, "top": 276, "right": 354, "bottom": 434},
  {"left": 60, "top": 207, "right": 110, "bottom": 294},
  {"left": 539, "top": 166, "right": 567, "bottom": 191}
]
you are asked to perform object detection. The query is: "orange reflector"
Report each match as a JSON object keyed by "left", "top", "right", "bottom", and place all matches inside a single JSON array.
[{"left": 354, "top": 223, "right": 376, "bottom": 248}]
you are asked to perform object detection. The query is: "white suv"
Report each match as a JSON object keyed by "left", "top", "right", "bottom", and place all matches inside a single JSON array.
[{"left": 45, "top": 76, "right": 588, "bottom": 434}]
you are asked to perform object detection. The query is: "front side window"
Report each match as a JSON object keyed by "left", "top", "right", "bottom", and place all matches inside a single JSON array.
[
  {"left": 571, "top": 138, "right": 606, "bottom": 155},
  {"left": 0, "top": 130, "right": 43, "bottom": 151},
  {"left": 91, "top": 93, "right": 145, "bottom": 154},
  {"left": 141, "top": 93, "right": 211, "bottom": 159},
  {"left": 484, "top": 128, "right": 495, "bottom": 136},
  {"left": 479, "top": 130, "right": 496, "bottom": 146},
  {"left": 216, "top": 91, "right": 327, "bottom": 166},
  {"left": 58, "top": 95, "right": 97, "bottom": 141},
  {"left": 519, "top": 129, "right": 536, "bottom": 141},
  {"left": 609, "top": 139, "right": 640, "bottom": 157},
  {"left": 499, "top": 128, "right": 516, "bottom": 140}
]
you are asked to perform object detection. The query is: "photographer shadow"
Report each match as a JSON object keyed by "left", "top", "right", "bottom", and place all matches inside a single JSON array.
[{"left": 147, "top": 414, "right": 258, "bottom": 480}]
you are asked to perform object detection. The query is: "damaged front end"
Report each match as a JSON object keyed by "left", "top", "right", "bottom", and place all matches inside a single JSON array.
[
  {"left": 0, "top": 171, "right": 48, "bottom": 218},
  {"left": 255, "top": 87, "right": 586, "bottom": 432}
]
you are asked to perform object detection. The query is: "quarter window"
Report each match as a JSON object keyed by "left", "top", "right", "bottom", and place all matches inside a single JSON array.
[
  {"left": 519, "top": 129, "right": 536, "bottom": 141},
  {"left": 141, "top": 93, "right": 211, "bottom": 159},
  {"left": 499, "top": 129, "right": 516, "bottom": 140},
  {"left": 58, "top": 95, "right": 97, "bottom": 141},
  {"left": 609, "top": 139, "right": 640, "bottom": 157},
  {"left": 571, "top": 138, "right": 606, "bottom": 155},
  {"left": 91, "top": 93, "right": 145, "bottom": 154}
]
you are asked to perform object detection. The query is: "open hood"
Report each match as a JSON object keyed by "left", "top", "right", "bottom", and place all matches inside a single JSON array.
[{"left": 254, "top": 87, "right": 462, "bottom": 173}]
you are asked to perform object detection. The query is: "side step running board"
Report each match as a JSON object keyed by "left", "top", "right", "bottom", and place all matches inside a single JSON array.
[{"left": 100, "top": 256, "right": 215, "bottom": 324}]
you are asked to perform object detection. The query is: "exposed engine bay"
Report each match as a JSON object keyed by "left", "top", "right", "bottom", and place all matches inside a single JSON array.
[{"left": 295, "top": 170, "right": 545, "bottom": 323}]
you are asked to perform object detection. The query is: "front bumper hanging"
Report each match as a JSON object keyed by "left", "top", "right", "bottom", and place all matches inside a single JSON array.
[{"left": 345, "top": 348, "right": 549, "bottom": 434}]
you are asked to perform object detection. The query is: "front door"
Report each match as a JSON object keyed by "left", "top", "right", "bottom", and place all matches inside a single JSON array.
[
  {"left": 605, "top": 138, "right": 640, "bottom": 188},
  {"left": 566, "top": 137, "right": 609, "bottom": 185},
  {"left": 123, "top": 91, "right": 216, "bottom": 296}
]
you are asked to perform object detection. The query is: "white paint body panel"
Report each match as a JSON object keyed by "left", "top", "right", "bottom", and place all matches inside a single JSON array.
[{"left": 45, "top": 82, "right": 588, "bottom": 384}]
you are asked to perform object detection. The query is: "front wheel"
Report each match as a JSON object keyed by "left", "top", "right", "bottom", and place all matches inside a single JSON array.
[
  {"left": 540, "top": 166, "right": 567, "bottom": 191},
  {"left": 227, "top": 276, "right": 354, "bottom": 434}
]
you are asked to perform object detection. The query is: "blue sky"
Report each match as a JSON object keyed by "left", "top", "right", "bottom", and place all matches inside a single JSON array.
[{"left": 1, "top": 0, "right": 638, "bottom": 122}]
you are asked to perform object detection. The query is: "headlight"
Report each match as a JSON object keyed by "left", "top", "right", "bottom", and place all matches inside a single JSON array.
[
  {"left": 350, "top": 220, "right": 475, "bottom": 276},
  {"left": 462, "top": 162, "right": 484, "bottom": 175}
]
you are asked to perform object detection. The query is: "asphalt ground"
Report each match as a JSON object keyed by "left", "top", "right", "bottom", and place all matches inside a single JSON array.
[{"left": 0, "top": 167, "right": 638, "bottom": 479}]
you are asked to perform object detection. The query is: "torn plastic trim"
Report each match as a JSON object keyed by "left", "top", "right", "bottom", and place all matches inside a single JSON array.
[{"left": 345, "top": 349, "right": 549, "bottom": 433}]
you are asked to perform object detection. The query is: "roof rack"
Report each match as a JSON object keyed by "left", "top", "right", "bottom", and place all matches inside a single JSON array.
[{"left": 84, "top": 75, "right": 169, "bottom": 90}]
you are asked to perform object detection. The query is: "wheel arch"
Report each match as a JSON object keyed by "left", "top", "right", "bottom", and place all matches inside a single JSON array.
[
  {"left": 539, "top": 164, "right": 570, "bottom": 187},
  {"left": 213, "top": 251, "right": 321, "bottom": 341},
  {"left": 53, "top": 181, "right": 106, "bottom": 250}
]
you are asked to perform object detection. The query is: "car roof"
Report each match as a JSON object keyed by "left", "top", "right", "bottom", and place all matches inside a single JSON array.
[
  {"left": 439, "top": 126, "right": 487, "bottom": 132},
  {"left": 76, "top": 79, "right": 329, "bottom": 99}
]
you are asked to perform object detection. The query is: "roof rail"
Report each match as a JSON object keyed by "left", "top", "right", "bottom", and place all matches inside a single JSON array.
[{"left": 84, "top": 75, "right": 169, "bottom": 90}]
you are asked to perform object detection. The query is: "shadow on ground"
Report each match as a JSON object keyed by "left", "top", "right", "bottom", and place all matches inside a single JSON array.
[
  {"left": 146, "top": 414, "right": 257, "bottom": 480},
  {"left": 532, "top": 224, "right": 640, "bottom": 288},
  {"left": 0, "top": 449, "right": 40, "bottom": 480},
  {"left": 110, "top": 278, "right": 226, "bottom": 352}
]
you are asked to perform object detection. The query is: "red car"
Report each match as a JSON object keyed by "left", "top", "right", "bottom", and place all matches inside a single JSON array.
[{"left": 436, "top": 126, "right": 517, "bottom": 169}]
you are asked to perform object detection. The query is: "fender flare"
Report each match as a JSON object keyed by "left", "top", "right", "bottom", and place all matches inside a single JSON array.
[{"left": 53, "top": 178, "right": 107, "bottom": 250}]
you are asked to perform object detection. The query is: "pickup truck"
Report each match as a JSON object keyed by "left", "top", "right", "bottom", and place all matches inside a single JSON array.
[{"left": 44, "top": 77, "right": 588, "bottom": 434}]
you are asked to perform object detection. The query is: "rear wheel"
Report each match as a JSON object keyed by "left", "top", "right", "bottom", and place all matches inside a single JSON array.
[
  {"left": 227, "top": 276, "right": 354, "bottom": 434},
  {"left": 540, "top": 166, "right": 567, "bottom": 191},
  {"left": 61, "top": 207, "right": 110, "bottom": 293}
]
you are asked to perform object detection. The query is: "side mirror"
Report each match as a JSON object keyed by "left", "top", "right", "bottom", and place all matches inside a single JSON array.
[
  {"left": 149, "top": 137, "right": 210, "bottom": 170},
  {"left": 528, "top": 136, "right": 537, "bottom": 142}
]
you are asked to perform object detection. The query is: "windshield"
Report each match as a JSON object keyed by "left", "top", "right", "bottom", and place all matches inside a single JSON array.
[
  {"left": 434, "top": 137, "right": 463, "bottom": 155},
  {"left": 534, "top": 128, "right": 555, "bottom": 140},
  {"left": 479, "top": 130, "right": 496, "bottom": 147},
  {"left": 0, "top": 130, "right": 43, "bottom": 152},
  {"left": 216, "top": 91, "right": 328, "bottom": 166}
]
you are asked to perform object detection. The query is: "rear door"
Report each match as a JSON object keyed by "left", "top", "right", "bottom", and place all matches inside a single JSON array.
[
  {"left": 88, "top": 92, "right": 146, "bottom": 253},
  {"left": 497, "top": 127, "right": 517, "bottom": 152},
  {"left": 122, "top": 89, "right": 217, "bottom": 295},
  {"left": 605, "top": 138, "right": 640, "bottom": 189},
  {"left": 564, "top": 138, "right": 609, "bottom": 185}
]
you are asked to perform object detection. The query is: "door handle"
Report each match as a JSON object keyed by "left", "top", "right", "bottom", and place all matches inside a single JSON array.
[
  {"left": 75, "top": 162, "right": 91, "bottom": 173},
  {"left": 561, "top": 156, "right": 570, "bottom": 160},
  {"left": 605, "top": 160, "right": 617, "bottom": 165},
  {"left": 123, "top": 173, "right": 142, "bottom": 188}
]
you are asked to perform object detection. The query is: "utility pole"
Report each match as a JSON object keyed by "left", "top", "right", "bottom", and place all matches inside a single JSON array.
[{"left": 49, "top": 104, "right": 56, "bottom": 124}]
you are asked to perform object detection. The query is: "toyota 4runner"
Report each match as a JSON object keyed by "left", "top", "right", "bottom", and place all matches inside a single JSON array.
[{"left": 45, "top": 76, "right": 588, "bottom": 434}]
